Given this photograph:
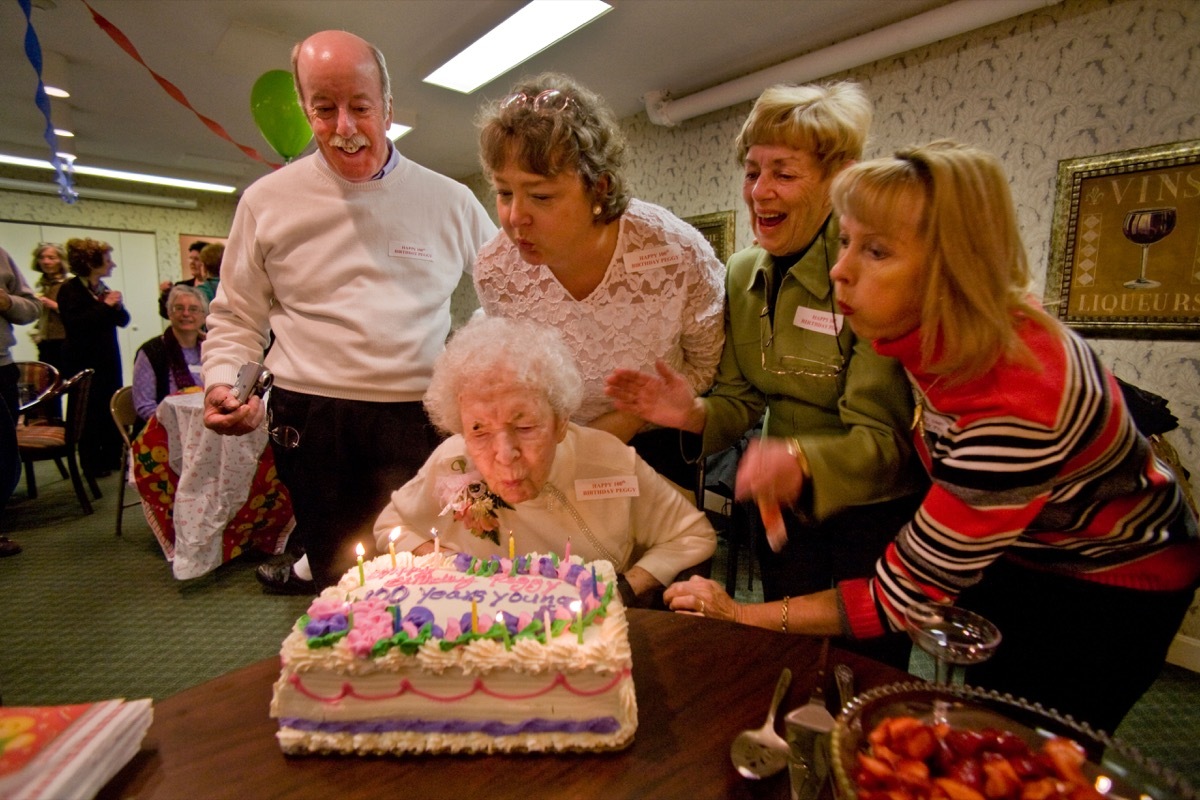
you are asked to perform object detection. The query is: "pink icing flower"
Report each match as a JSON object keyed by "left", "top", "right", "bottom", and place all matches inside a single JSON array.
[
  {"left": 344, "top": 598, "right": 395, "bottom": 658},
  {"left": 307, "top": 597, "right": 348, "bottom": 620}
]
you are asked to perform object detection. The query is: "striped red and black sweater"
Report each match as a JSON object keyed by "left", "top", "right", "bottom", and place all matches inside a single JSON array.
[{"left": 839, "top": 315, "right": 1200, "bottom": 639}]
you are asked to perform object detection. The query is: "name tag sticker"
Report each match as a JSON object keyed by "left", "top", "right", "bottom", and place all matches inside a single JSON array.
[
  {"left": 623, "top": 245, "right": 682, "bottom": 273},
  {"left": 793, "top": 306, "right": 843, "bottom": 336},
  {"left": 575, "top": 476, "right": 640, "bottom": 500},
  {"left": 923, "top": 412, "right": 952, "bottom": 438},
  {"left": 390, "top": 241, "right": 434, "bottom": 262}
]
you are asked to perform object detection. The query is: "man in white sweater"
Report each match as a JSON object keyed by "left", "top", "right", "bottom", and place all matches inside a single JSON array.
[{"left": 202, "top": 30, "right": 496, "bottom": 592}]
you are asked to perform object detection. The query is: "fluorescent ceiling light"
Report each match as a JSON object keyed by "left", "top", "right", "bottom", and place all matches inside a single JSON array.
[
  {"left": 423, "top": 0, "right": 611, "bottom": 94},
  {"left": 53, "top": 128, "right": 74, "bottom": 138},
  {"left": 0, "top": 153, "right": 236, "bottom": 193},
  {"left": 0, "top": 177, "right": 199, "bottom": 209},
  {"left": 44, "top": 86, "right": 70, "bottom": 98},
  {"left": 386, "top": 123, "right": 412, "bottom": 141}
]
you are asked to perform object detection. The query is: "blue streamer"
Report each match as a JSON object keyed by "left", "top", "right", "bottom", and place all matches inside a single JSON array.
[{"left": 19, "top": 0, "right": 77, "bottom": 203}]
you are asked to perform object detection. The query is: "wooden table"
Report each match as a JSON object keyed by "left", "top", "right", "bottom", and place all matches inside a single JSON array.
[{"left": 99, "top": 609, "right": 912, "bottom": 800}]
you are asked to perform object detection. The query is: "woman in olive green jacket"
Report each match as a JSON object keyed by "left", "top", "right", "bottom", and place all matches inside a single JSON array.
[{"left": 607, "top": 81, "right": 924, "bottom": 666}]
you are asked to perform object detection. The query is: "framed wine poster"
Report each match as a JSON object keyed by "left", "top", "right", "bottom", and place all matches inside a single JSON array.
[{"left": 1045, "top": 138, "right": 1200, "bottom": 338}]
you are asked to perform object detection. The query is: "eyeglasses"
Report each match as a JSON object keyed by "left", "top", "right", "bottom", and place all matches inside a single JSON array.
[
  {"left": 500, "top": 89, "right": 575, "bottom": 115},
  {"left": 169, "top": 304, "right": 204, "bottom": 314},
  {"left": 263, "top": 389, "right": 301, "bottom": 451},
  {"left": 758, "top": 306, "right": 846, "bottom": 379}
]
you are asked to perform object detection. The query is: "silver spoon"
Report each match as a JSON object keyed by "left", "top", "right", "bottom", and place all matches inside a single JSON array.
[{"left": 731, "top": 667, "right": 792, "bottom": 779}]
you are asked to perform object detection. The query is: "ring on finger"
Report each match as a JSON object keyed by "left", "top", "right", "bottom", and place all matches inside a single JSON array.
[{"left": 698, "top": 599, "right": 706, "bottom": 616}]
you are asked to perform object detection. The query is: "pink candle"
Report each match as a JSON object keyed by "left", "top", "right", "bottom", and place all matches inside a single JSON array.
[{"left": 564, "top": 537, "right": 571, "bottom": 562}]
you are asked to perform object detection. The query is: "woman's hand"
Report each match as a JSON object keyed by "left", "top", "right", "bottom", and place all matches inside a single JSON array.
[
  {"left": 664, "top": 575, "right": 741, "bottom": 622},
  {"left": 103, "top": 289, "right": 123, "bottom": 307},
  {"left": 38, "top": 296, "right": 58, "bottom": 311},
  {"left": 735, "top": 437, "right": 809, "bottom": 552},
  {"left": 605, "top": 360, "right": 706, "bottom": 433}
]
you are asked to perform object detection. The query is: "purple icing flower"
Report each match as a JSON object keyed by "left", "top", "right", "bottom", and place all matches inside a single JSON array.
[
  {"left": 536, "top": 557, "right": 558, "bottom": 579},
  {"left": 304, "top": 613, "right": 348, "bottom": 637},
  {"left": 453, "top": 552, "right": 473, "bottom": 572},
  {"left": 564, "top": 564, "right": 586, "bottom": 585},
  {"left": 404, "top": 606, "right": 435, "bottom": 630}
]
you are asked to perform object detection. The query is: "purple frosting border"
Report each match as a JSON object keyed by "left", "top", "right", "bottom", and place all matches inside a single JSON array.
[{"left": 280, "top": 716, "right": 621, "bottom": 735}]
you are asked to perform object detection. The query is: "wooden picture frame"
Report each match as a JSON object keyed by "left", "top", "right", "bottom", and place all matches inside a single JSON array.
[
  {"left": 1045, "top": 138, "right": 1200, "bottom": 339},
  {"left": 683, "top": 210, "right": 736, "bottom": 264},
  {"left": 178, "top": 234, "right": 228, "bottom": 280}
]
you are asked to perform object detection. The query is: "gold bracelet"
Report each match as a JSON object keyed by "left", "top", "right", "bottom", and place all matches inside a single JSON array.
[{"left": 780, "top": 595, "right": 789, "bottom": 633}]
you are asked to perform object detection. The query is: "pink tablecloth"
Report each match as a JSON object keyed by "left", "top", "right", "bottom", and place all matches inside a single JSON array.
[{"left": 131, "top": 391, "right": 293, "bottom": 579}]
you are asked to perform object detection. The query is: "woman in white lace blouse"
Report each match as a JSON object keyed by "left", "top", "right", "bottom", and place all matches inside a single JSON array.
[{"left": 473, "top": 73, "right": 726, "bottom": 488}]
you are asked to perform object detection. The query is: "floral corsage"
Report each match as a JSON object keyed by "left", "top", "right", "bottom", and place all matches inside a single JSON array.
[{"left": 436, "top": 459, "right": 512, "bottom": 545}]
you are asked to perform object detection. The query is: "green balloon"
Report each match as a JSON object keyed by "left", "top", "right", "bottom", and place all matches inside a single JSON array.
[{"left": 250, "top": 70, "right": 312, "bottom": 162}]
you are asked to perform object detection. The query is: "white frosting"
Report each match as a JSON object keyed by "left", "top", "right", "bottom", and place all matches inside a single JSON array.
[{"left": 271, "top": 551, "right": 637, "bottom": 754}]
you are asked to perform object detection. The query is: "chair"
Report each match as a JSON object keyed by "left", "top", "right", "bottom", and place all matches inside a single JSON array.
[
  {"left": 110, "top": 386, "right": 142, "bottom": 535},
  {"left": 16, "top": 369, "right": 100, "bottom": 515},
  {"left": 16, "top": 360, "right": 61, "bottom": 422}
]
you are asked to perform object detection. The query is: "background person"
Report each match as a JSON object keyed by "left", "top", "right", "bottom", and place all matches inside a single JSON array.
[
  {"left": 197, "top": 242, "right": 223, "bottom": 303},
  {"left": 158, "top": 240, "right": 208, "bottom": 319},
  {"left": 376, "top": 315, "right": 716, "bottom": 607},
  {"left": 605, "top": 82, "right": 923, "bottom": 666},
  {"left": 132, "top": 285, "right": 207, "bottom": 423},
  {"left": 30, "top": 242, "right": 69, "bottom": 373},
  {"left": 474, "top": 72, "right": 725, "bottom": 490},
  {"left": 0, "top": 245, "right": 41, "bottom": 557},
  {"left": 202, "top": 30, "right": 496, "bottom": 594},
  {"left": 59, "top": 237, "right": 130, "bottom": 478},
  {"left": 665, "top": 140, "right": 1200, "bottom": 735}
]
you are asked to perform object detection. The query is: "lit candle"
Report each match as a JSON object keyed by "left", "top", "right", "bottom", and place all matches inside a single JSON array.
[
  {"left": 570, "top": 599, "right": 583, "bottom": 645},
  {"left": 432, "top": 527, "right": 440, "bottom": 555},
  {"left": 508, "top": 532, "right": 515, "bottom": 560},
  {"left": 496, "top": 611, "right": 511, "bottom": 647},
  {"left": 388, "top": 527, "right": 399, "bottom": 569},
  {"left": 564, "top": 537, "right": 571, "bottom": 562},
  {"left": 471, "top": 599, "right": 479, "bottom": 634},
  {"left": 356, "top": 542, "right": 365, "bottom": 586}
]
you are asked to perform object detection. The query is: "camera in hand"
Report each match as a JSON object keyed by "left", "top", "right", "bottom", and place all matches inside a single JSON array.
[{"left": 231, "top": 362, "right": 272, "bottom": 403}]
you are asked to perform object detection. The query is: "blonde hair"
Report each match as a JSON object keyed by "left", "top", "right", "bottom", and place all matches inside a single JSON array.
[
  {"left": 424, "top": 315, "right": 583, "bottom": 435},
  {"left": 830, "top": 140, "right": 1057, "bottom": 381},
  {"left": 735, "top": 81, "right": 872, "bottom": 174},
  {"left": 477, "top": 73, "right": 629, "bottom": 223}
]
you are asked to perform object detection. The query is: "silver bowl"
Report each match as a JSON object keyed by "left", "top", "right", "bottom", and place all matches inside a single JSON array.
[{"left": 831, "top": 681, "right": 1195, "bottom": 800}]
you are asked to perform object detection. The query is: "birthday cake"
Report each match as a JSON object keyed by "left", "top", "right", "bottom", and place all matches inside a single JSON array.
[{"left": 269, "top": 550, "right": 637, "bottom": 755}]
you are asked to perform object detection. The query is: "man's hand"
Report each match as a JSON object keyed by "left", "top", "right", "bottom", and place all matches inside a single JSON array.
[{"left": 203, "top": 385, "right": 266, "bottom": 436}]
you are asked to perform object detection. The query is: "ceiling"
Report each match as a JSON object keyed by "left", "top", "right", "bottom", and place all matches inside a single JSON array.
[{"left": 0, "top": 0, "right": 956, "bottom": 193}]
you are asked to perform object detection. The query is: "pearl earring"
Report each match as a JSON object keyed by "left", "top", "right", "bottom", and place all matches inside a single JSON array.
[{"left": 592, "top": 204, "right": 602, "bottom": 217}]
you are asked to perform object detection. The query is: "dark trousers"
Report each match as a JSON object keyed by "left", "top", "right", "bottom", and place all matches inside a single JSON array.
[
  {"left": 758, "top": 492, "right": 924, "bottom": 671},
  {"left": 1, "top": 364, "right": 19, "bottom": 517},
  {"left": 268, "top": 387, "right": 441, "bottom": 589},
  {"left": 957, "top": 558, "right": 1195, "bottom": 735}
]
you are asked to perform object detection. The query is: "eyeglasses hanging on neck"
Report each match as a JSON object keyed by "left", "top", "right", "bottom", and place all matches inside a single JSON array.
[{"left": 758, "top": 306, "right": 846, "bottom": 379}]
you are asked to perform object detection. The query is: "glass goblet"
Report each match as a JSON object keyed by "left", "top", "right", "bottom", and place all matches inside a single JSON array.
[{"left": 904, "top": 602, "right": 1001, "bottom": 687}]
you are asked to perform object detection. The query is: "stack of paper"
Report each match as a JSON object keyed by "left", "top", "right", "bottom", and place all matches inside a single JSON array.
[{"left": 0, "top": 698, "right": 153, "bottom": 800}]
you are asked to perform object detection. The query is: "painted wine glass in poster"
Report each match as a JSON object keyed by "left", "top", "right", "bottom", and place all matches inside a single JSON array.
[{"left": 1046, "top": 139, "right": 1200, "bottom": 338}]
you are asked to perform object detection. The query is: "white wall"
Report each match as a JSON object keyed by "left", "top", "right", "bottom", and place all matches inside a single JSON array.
[{"left": 0, "top": 222, "right": 164, "bottom": 383}]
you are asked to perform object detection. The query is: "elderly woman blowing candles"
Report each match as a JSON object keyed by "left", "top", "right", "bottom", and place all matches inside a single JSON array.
[
  {"left": 664, "top": 140, "right": 1200, "bottom": 735},
  {"left": 375, "top": 315, "right": 717, "bottom": 608},
  {"left": 473, "top": 72, "right": 725, "bottom": 489}
]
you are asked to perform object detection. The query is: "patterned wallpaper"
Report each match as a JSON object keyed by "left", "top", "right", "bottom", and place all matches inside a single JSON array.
[
  {"left": 472, "top": 0, "right": 1200, "bottom": 636},
  {"left": 615, "top": 0, "right": 1200, "bottom": 495},
  {"left": 0, "top": 166, "right": 236, "bottom": 283}
]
